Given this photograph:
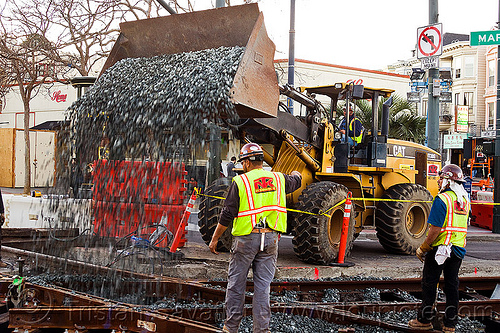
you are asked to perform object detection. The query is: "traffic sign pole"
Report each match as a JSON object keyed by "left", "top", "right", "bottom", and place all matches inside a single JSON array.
[
  {"left": 427, "top": 0, "right": 440, "bottom": 152},
  {"left": 493, "top": 2, "right": 500, "bottom": 234}
]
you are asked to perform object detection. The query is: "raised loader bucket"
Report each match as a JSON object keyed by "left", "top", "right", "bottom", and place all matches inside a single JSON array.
[{"left": 101, "top": 3, "right": 278, "bottom": 118}]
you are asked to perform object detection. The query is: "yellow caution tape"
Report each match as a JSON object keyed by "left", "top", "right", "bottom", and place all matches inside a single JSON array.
[
  {"left": 351, "top": 197, "right": 433, "bottom": 204},
  {"left": 195, "top": 192, "right": 497, "bottom": 218}
]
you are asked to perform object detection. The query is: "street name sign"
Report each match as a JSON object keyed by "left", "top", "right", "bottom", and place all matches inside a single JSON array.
[
  {"left": 417, "top": 23, "right": 443, "bottom": 59},
  {"left": 470, "top": 30, "right": 500, "bottom": 46},
  {"left": 421, "top": 56, "right": 439, "bottom": 69}
]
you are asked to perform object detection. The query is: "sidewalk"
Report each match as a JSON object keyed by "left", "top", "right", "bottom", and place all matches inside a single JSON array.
[{"left": 1, "top": 187, "right": 47, "bottom": 195}]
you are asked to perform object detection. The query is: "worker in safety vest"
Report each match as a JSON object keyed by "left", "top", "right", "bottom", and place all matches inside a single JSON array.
[
  {"left": 209, "top": 142, "right": 302, "bottom": 333},
  {"left": 339, "top": 102, "right": 363, "bottom": 146},
  {"left": 409, "top": 164, "right": 470, "bottom": 333}
]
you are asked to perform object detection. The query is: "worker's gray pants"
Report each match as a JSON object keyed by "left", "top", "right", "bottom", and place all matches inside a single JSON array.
[{"left": 224, "top": 232, "right": 279, "bottom": 333}]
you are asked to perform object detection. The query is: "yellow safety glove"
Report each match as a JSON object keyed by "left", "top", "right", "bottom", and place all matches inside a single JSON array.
[{"left": 416, "top": 242, "right": 432, "bottom": 262}]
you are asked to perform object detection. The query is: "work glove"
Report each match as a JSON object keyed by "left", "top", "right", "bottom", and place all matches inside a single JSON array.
[{"left": 416, "top": 242, "right": 432, "bottom": 262}]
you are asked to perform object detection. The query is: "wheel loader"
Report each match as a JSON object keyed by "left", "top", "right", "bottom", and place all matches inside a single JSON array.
[
  {"left": 199, "top": 83, "right": 441, "bottom": 264},
  {"left": 100, "top": 3, "right": 441, "bottom": 264}
]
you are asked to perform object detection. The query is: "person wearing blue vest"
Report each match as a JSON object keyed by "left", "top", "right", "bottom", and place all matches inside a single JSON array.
[
  {"left": 209, "top": 142, "right": 302, "bottom": 333},
  {"left": 408, "top": 164, "right": 470, "bottom": 333}
]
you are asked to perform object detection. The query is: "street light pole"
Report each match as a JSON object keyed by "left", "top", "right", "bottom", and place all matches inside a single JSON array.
[{"left": 427, "top": 0, "right": 440, "bottom": 152}]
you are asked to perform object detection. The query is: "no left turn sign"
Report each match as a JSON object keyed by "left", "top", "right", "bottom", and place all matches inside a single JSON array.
[{"left": 417, "top": 23, "right": 443, "bottom": 59}]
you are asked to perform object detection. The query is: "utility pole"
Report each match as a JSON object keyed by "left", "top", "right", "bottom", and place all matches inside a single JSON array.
[
  {"left": 427, "top": 0, "right": 440, "bottom": 152},
  {"left": 207, "top": 0, "right": 225, "bottom": 186},
  {"left": 493, "top": 0, "right": 500, "bottom": 234},
  {"left": 287, "top": 0, "right": 296, "bottom": 114}
]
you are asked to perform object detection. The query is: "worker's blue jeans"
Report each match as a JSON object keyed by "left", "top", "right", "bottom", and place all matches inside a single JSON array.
[
  {"left": 341, "top": 134, "right": 356, "bottom": 146},
  {"left": 224, "top": 232, "right": 279, "bottom": 333},
  {"left": 417, "top": 247, "right": 462, "bottom": 328}
]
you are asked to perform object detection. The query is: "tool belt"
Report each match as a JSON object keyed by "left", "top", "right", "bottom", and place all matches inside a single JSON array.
[{"left": 251, "top": 228, "right": 274, "bottom": 233}]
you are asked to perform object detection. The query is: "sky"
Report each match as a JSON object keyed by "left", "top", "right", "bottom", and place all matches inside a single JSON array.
[{"left": 213, "top": 0, "right": 499, "bottom": 70}]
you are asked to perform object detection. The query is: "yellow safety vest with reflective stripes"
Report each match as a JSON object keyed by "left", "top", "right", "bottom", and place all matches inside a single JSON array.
[
  {"left": 232, "top": 168, "right": 287, "bottom": 236},
  {"left": 431, "top": 191, "right": 470, "bottom": 248},
  {"left": 348, "top": 118, "right": 363, "bottom": 144}
]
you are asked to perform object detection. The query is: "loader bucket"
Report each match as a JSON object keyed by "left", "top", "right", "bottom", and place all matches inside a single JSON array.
[{"left": 101, "top": 3, "right": 278, "bottom": 118}]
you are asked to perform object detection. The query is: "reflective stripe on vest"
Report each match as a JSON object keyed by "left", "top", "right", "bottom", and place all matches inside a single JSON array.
[
  {"left": 431, "top": 191, "right": 469, "bottom": 247},
  {"left": 232, "top": 169, "right": 287, "bottom": 236},
  {"left": 349, "top": 118, "right": 363, "bottom": 144}
]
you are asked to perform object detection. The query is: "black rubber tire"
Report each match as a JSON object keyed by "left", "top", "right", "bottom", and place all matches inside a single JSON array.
[
  {"left": 375, "top": 183, "right": 433, "bottom": 255},
  {"left": 198, "top": 178, "right": 233, "bottom": 252},
  {"left": 292, "top": 181, "right": 356, "bottom": 265}
]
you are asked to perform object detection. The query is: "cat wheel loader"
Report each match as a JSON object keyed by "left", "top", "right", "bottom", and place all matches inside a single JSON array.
[
  {"left": 199, "top": 82, "right": 441, "bottom": 264},
  {"left": 100, "top": 3, "right": 441, "bottom": 264}
]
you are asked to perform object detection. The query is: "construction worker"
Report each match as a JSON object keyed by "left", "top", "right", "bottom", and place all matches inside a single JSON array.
[
  {"left": 226, "top": 156, "right": 237, "bottom": 178},
  {"left": 339, "top": 102, "right": 363, "bottom": 146},
  {"left": 209, "top": 142, "right": 302, "bottom": 333},
  {"left": 409, "top": 164, "right": 470, "bottom": 333}
]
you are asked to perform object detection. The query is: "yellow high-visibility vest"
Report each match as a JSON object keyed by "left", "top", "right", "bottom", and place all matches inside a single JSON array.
[
  {"left": 431, "top": 191, "right": 470, "bottom": 248},
  {"left": 232, "top": 169, "right": 287, "bottom": 236},
  {"left": 349, "top": 118, "right": 363, "bottom": 144}
]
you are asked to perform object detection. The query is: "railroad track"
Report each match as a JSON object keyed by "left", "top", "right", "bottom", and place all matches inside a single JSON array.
[{"left": 0, "top": 246, "right": 498, "bottom": 333}]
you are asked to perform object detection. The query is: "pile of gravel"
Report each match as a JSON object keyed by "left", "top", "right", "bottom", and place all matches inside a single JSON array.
[{"left": 58, "top": 45, "right": 244, "bottom": 184}]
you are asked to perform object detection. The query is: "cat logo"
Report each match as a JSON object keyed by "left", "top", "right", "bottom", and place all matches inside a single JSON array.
[
  {"left": 393, "top": 145, "right": 406, "bottom": 157},
  {"left": 254, "top": 177, "right": 276, "bottom": 193}
]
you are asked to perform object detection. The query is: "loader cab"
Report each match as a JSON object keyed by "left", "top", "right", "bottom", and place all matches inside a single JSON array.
[{"left": 301, "top": 83, "right": 394, "bottom": 172}]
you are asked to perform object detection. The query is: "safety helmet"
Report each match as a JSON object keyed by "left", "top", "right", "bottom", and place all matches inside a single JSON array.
[
  {"left": 238, "top": 143, "right": 264, "bottom": 162},
  {"left": 439, "top": 164, "right": 465, "bottom": 183}
]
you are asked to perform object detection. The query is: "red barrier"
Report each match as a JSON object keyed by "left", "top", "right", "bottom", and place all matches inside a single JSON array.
[
  {"left": 92, "top": 159, "right": 189, "bottom": 247},
  {"left": 93, "top": 160, "right": 187, "bottom": 205},
  {"left": 337, "top": 192, "right": 352, "bottom": 264},
  {"left": 93, "top": 202, "right": 186, "bottom": 246},
  {"left": 170, "top": 188, "right": 198, "bottom": 253},
  {"left": 470, "top": 201, "right": 493, "bottom": 230}
]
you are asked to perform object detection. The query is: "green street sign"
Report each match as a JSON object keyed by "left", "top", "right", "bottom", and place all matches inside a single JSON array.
[{"left": 470, "top": 30, "right": 500, "bottom": 46}]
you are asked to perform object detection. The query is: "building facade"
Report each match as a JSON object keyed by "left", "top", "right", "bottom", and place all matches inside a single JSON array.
[{"left": 386, "top": 33, "right": 490, "bottom": 163}]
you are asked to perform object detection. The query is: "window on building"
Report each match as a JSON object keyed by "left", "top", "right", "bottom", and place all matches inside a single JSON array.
[
  {"left": 464, "top": 57, "right": 474, "bottom": 77},
  {"left": 454, "top": 93, "right": 460, "bottom": 106},
  {"left": 422, "top": 100, "right": 428, "bottom": 117},
  {"left": 488, "top": 102, "right": 495, "bottom": 129},
  {"left": 489, "top": 60, "right": 496, "bottom": 87},
  {"left": 464, "top": 92, "right": 474, "bottom": 114},
  {"left": 454, "top": 58, "right": 461, "bottom": 79}
]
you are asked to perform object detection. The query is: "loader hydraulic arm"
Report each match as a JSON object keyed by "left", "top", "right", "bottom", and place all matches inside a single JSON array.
[
  {"left": 281, "top": 130, "right": 321, "bottom": 172},
  {"left": 279, "top": 84, "right": 316, "bottom": 109},
  {"left": 279, "top": 84, "right": 323, "bottom": 146}
]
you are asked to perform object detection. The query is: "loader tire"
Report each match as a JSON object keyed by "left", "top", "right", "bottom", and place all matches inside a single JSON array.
[
  {"left": 375, "top": 183, "right": 432, "bottom": 255},
  {"left": 292, "top": 182, "right": 355, "bottom": 265},
  {"left": 198, "top": 178, "right": 233, "bottom": 252}
]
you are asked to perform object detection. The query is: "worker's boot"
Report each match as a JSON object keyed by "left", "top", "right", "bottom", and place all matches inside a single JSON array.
[
  {"left": 408, "top": 318, "right": 433, "bottom": 330},
  {"left": 442, "top": 327, "right": 455, "bottom": 333}
]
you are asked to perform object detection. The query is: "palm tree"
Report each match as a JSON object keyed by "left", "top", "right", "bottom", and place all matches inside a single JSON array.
[{"left": 337, "top": 94, "right": 426, "bottom": 145}]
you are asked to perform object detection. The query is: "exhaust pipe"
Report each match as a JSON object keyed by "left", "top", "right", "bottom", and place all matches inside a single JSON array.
[{"left": 380, "top": 97, "right": 392, "bottom": 141}]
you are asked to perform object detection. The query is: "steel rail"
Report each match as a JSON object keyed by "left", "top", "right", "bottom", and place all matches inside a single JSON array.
[{"left": 205, "top": 276, "right": 500, "bottom": 294}]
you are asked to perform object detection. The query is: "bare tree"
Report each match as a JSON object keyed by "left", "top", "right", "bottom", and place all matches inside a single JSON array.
[
  {"left": 51, "top": 0, "right": 121, "bottom": 76},
  {"left": 0, "top": 1, "right": 64, "bottom": 193}
]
